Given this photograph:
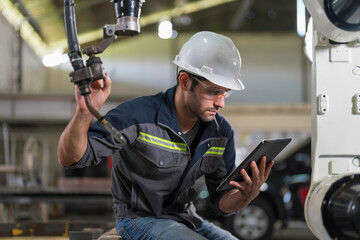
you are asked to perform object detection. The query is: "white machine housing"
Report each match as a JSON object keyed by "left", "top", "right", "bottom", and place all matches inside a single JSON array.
[{"left": 302, "top": 0, "right": 360, "bottom": 239}]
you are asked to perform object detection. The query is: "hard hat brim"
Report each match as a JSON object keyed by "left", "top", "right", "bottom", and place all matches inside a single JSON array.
[{"left": 174, "top": 58, "right": 244, "bottom": 91}]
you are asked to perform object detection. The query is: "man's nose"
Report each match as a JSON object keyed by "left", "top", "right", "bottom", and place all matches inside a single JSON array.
[{"left": 214, "top": 96, "right": 225, "bottom": 109}]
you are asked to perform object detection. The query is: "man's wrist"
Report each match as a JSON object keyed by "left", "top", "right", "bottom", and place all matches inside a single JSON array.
[
  {"left": 74, "top": 107, "right": 95, "bottom": 122},
  {"left": 76, "top": 105, "right": 92, "bottom": 115}
]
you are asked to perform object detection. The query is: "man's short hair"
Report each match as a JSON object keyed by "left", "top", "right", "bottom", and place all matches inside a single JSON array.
[{"left": 177, "top": 68, "right": 200, "bottom": 91}]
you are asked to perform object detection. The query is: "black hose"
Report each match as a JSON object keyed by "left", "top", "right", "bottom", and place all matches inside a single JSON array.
[
  {"left": 84, "top": 95, "right": 102, "bottom": 119},
  {"left": 64, "top": 0, "right": 127, "bottom": 145},
  {"left": 64, "top": 0, "right": 91, "bottom": 96},
  {"left": 84, "top": 95, "right": 126, "bottom": 144},
  {"left": 64, "top": 0, "right": 84, "bottom": 71}
]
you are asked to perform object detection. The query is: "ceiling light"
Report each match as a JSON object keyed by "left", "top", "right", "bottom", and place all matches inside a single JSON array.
[
  {"left": 42, "top": 50, "right": 68, "bottom": 67},
  {"left": 158, "top": 20, "right": 173, "bottom": 39}
]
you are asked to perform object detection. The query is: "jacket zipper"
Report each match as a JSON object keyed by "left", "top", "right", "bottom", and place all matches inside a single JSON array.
[{"left": 157, "top": 123, "right": 208, "bottom": 229}]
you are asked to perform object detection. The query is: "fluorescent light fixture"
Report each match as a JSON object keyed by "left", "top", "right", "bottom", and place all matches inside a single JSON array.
[
  {"left": 158, "top": 20, "right": 173, "bottom": 39},
  {"left": 297, "top": 0, "right": 306, "bottom": 37},
  {"left": 42, "top": 50, "right": 69, "bottom": 67}
]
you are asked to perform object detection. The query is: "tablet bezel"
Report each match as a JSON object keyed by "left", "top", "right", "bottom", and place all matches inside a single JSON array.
[{"left": 216, "top": 138, "right": 292, "bottom": 191}]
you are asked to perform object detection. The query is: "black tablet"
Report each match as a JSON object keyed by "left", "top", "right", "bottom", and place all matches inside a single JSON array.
[{"left": 216, "top": 138, "right": 292, "bottom": 191}]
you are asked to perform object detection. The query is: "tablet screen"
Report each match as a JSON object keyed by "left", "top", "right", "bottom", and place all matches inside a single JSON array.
[{"left": 216, "top": 138, "right": 292, "bottom": 191}]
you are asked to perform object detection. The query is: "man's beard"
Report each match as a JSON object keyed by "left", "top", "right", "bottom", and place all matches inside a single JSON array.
[{"left": 186, "top": 91, "right": 218, "bottom": 122}]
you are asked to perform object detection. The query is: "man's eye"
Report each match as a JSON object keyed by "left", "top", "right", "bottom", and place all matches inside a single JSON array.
[{"left": 206, "top": 88, "right": 222, "bottom": 96}]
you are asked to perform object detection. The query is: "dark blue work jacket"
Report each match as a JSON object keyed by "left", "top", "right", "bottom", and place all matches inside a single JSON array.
[{"left": 73, "top": 86, "right": 236, "bottom": 229}]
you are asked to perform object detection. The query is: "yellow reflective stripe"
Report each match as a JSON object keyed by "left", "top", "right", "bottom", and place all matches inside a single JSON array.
[
  {"left": 138, "top": 136, "right": 187, "bottom": 151},
  {"left": 205, "top": 146, "right": 225, "bottom": 155},
  {"left": 209, "top": 147, "right": 225, "bottom": 150},
  {"left": 205, "top": 151, "right": 223, "bottom": 155},
  {"left": 139, "top": 132, "right": 187, "bottom": 152}
]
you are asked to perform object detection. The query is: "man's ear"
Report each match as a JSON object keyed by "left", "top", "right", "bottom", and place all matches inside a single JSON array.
[{"left": 178, "top": 72, "right": 191, "bottom": 91}]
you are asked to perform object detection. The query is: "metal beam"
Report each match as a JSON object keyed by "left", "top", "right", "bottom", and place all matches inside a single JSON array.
[
  {"left": 0, "top": 0, "right": 49, "bottom": 56},
  {"left": 10, "top": 0, "right": 43, "bottom": 37},
  {"left": 230, "top": 0, "right": 255, "bottom": 30},
  {"left": 21, "top": 0, "right": 66, "bottom": 45},
  {"left": 50, "top": 0, "right": 238, "bottom": 50},
  {"left": 1, "top": 0, "right": 238, "bottom": 55},
  {"left": 0, "top": 94, "right": 130, "bottom": 122},
  {"left": 36, "top": 0, "right": 107, "bottom": 20}
]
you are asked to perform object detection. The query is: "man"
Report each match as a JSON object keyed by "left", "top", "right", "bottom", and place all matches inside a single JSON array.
[{"left": 58, "top": 31, "right": 273, "bottom": 240}]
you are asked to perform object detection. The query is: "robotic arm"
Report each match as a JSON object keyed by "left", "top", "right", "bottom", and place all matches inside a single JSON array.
[
  {"left": 63, "top": 0, "right": 145, "bottom": 144},
  {"left": 302, "top": 0, "right": 360, "bottom": 239},
  {"left": 304, "top": 0, "right": 360, "bottom": 43}
]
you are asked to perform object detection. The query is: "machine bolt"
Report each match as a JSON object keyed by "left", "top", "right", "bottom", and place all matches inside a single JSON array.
[
  {"left": 352, "top": 157, "right": 360, "bottom": 167},
  {"left": 352, "top": 66, "right": 360, "bottom": 76},
  {"left": 319, "top": 35, "right": 327, "bottom": 43}
]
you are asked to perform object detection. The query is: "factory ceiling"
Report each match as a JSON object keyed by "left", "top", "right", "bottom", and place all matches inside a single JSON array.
[{"left": 1, "top": 0, "right": 297, "bottom": 56}]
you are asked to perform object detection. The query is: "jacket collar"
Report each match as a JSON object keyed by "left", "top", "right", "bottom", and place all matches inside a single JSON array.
[{"left": 157, "top": 85, "right": 222, "bottom": 139}]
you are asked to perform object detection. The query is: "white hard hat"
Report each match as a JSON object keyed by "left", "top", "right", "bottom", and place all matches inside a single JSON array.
[{"left": 173, "top": 31, "right": 244, "bottom": 90}]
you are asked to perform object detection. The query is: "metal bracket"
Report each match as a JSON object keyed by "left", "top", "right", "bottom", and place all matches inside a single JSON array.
[
  {"left": 318, "top": 94, "right": 329, "bottom": 115},
  {"left": 103, "top": 16, "right": 140, "bottom": 37},
  {"left": 353, "top": 93, "right": 360, "bottom": 114},
  {"left": 69, "top": 61, "right": 104, "bottom": 84},
  {"left": 82, "top": 35, "right": 117, "bottom": 56},
  {"left": 70, "top": 67, "right": 93, "bottom": 83},
  {"left": 330, "top": 45, "right": 351, "bottom": 62}
]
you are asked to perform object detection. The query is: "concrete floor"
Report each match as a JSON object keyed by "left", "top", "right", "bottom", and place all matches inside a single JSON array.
[
  {"left": 270, "top": 221, "right": 318, "bottom": 240},
  {"left": 272, "top": 227, "right": 318, "bottom": 240}
]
